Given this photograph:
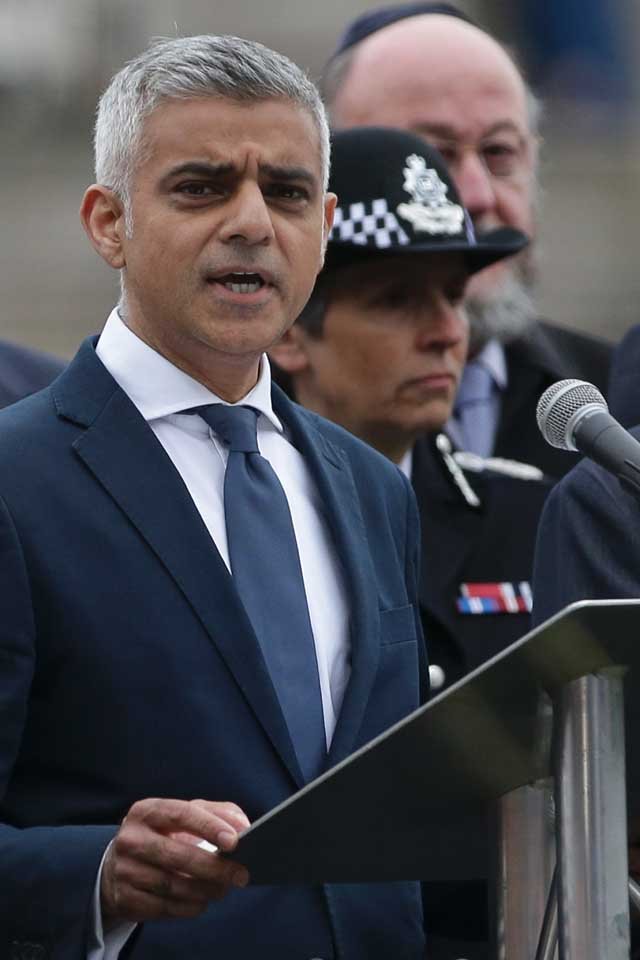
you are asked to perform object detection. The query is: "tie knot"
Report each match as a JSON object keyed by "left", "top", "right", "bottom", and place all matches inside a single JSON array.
[{"left": 195, "top": 404, "right": 260, "bottom": 453}]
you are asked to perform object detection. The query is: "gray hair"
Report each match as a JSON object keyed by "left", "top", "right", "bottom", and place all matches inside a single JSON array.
[
  {"left": 94, "top": 34, "right": 331, "bottom": 221},
  {"left": 322, "top": 36, "right": 543, "bottom": 139}
]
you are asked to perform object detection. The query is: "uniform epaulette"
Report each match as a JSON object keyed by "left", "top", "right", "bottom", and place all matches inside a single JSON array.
[
  {"left": 435, "top": 433, "right": 481, "bottom": 508},
  {"left": 453, "top": 450, "right": 545, "bottom": 482}
]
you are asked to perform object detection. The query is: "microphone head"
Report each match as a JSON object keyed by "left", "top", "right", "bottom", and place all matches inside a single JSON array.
[{"left": 536, "top": 379, "right": 607, "bottom": 451}]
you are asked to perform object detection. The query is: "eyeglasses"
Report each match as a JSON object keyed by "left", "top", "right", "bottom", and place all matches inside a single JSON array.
[{"left": 427, "top": 133, "right": 537, "bottom": 182}]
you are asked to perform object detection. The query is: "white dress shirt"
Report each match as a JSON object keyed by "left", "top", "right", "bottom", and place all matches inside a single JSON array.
[{"left": 88, "top": 308, "right": 351, "bottom": 959}]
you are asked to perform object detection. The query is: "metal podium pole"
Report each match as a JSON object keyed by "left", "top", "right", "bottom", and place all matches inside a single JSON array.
[
  {"left": 554, "top": 670, "right": 630, "bottom": 959},
  {"left": 494, "top": 691, "right": 556, "bottom": 959},
  {"left": 494, "top": 781, "right": 556, "bottom": 959},
  {"left": 535, "top": 865, "right": 558, "bottom": 960}
]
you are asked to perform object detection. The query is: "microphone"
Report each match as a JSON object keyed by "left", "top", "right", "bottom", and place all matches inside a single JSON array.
[{"left": 536, "top": 378, "right": 640, "bottom": 501}]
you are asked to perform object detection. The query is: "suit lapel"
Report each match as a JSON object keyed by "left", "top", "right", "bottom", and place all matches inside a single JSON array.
[
  {"left": 496, "top": 325, "right": 566, "bottom": 465},
  {"left": 272, "top": 388, "right": 381, "bottom": 768},
  {"left": 495, "top": 358, "right": 547, "bottom": 458},
  {"left": 54, "top": 340, "right": 305, "bottom": 787}
]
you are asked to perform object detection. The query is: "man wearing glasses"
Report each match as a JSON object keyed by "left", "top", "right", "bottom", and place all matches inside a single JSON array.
[{"left": 324, "top": 2, "right": 611, "bottom": 477}]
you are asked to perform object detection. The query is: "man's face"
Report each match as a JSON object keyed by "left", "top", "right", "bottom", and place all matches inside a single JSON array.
[
  {"left": 108, "top": 97, "right": 333, "bottom": 394},
  {"left": 331, "top": 16, "right": 536, "bottom": 307},
  {"left": 286, "top": 255, "right": 469, "bottom": 458}
]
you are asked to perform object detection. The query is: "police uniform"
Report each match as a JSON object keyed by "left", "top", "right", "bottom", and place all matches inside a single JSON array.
[
  {"left": 273, "top": 126, "right": 530, "bottom": 960},
  {"left": 412, "top": 433, "right": 553, "bottom": 690},
  {"left": 412, "top": 432, "right": 552, "bottom": 959}
]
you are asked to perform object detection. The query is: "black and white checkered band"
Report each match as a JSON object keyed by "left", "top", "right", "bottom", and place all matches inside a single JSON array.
[{"left": 329, "top": 198, "right": 411, "bottom": 249}]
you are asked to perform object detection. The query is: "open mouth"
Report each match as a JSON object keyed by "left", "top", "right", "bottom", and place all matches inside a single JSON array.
[{"left": 211, "top": 271, "right": 267, "bottom": 294}]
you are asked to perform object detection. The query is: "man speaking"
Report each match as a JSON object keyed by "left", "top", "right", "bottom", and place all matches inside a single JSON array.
[{"left": 0, "top": 35, "right": 427, "bottom": 960}]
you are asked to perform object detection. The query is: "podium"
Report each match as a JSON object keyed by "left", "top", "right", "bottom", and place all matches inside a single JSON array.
[{"left": 234, "top": 600, "right": 640, "bottom": 959}]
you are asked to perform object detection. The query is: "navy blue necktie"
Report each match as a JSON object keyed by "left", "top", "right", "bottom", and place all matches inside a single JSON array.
[{"left": 194, "top": 403, "right": 326, "bottom": 782}]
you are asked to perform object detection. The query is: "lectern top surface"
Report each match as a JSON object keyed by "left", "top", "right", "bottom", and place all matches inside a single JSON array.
[{"left": 234, "top": 600, "right": 640, "bottom": 884}]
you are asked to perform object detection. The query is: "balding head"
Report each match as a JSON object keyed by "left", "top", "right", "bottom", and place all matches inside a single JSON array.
[
  {"left": 325, "top": 13, "right": 539, "bottom": 343},
  {"left": 328, "top": 16, "right": 531, "bottom": 129}
]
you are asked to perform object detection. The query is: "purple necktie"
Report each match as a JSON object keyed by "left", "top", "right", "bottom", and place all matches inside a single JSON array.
[{"left": 452, "top": 361, "right": 497, "bottom": 457}]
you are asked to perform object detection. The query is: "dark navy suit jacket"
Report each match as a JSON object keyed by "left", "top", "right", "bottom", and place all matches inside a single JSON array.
[
  {"left": 0, "top": 339, "right": 428, "bottom": 960},
  {"left": 532, "top": 439, "right": 640, "bottom": 952},
  {"left": 0, "top": 338, "right": 64, "bottom": 409},
  {"left": 532, "top": 433, "right": 640, "bottom": 627}
]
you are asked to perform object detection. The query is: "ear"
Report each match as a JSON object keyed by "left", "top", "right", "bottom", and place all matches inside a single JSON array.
[
  {"left": 269, "top": 325, "right": 312, "bottom": 374},
  {"left": 80, "top": 185, "right": 127, "bottom": 270},
  {"left": 320, "top": 192, "right": 337, "bottom": 269}
]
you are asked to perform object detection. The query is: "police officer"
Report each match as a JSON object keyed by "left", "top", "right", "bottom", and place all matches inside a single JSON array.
[
  {"left": 271, "top": 126, "right": 550, "bottom": 692},
  {"left": 270, "top": 127, "right": 552, "bottom": 958}
]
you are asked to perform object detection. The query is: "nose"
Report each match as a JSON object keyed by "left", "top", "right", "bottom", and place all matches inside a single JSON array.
[
  {"left": 218, "top": 182, "right": 275, "bottom": 246},
  {"left": 453, "top": 151, "right": 496, "bottom": 221},
  {"left": 415, "top": 299, "right": 467, "bottom": 352}
]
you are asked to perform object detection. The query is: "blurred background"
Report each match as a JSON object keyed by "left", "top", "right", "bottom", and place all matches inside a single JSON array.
[{"left": 1, "top": 0, "right": 638, "bottom": 357}]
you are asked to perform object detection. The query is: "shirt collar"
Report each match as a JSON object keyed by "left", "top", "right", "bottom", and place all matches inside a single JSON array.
[
  {"left": 473, "top": 338, "right": 508, "bottom": 391},
  {"left": 398, "top": 448, "right": 413, "bottom": 479},
  {"left": 96, "top": 308, "right": 283, "bottom": 432}
]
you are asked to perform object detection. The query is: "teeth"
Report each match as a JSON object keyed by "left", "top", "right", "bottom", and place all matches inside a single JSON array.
[
  {"left": 217, "top": 272, "right": 264, "bottom": 294},
  {"left": 224, "top": 282, "right": 261, "bottom": 294}
]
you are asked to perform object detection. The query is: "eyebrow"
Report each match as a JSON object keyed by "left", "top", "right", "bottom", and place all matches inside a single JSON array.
[
  {"left": 414, "top": 120, "right": 525, "bottom": 140},
  {"left": 162, "top": 160, "right": 318, "bottom": 187},
  {"left": 260, "top": 163, "right": 318, "bottom": 187},
  {"left": 162, "top": 161, "right": 235, "bottom": 182}
]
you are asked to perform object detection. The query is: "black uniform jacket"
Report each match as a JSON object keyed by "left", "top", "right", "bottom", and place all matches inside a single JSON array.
[
  {"left": 412, "top": 433, "right": 553, "bottom": 959},
  {"left": 412, "top": 433, "right": 553, "bottom": 691}
]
